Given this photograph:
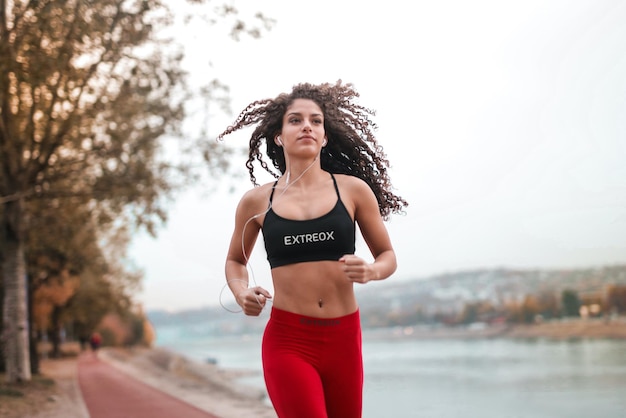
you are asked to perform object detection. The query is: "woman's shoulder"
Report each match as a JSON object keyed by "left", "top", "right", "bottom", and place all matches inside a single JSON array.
[
  {"left": 238, "top": 181, "right": 275, "bottom": 207},
  {"left": 333, "top": 173, "right": 372, "bottom": 193},
  {"left": 332, "top": 174, "right": 377, "bottom": 214}
]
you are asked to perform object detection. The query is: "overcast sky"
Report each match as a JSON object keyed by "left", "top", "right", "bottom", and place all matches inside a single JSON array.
[{"left": 129, "top": 0, "right": 626, "bottom": 312}]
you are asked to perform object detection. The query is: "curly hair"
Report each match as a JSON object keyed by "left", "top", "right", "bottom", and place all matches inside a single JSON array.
[{"left": 217, "top": 80, "right": 407, "bottom": 219}]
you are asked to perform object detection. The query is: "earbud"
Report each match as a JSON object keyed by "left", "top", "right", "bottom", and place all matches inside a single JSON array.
[{"left": 276, "top": 136, "right": 283, "bottom": 146}]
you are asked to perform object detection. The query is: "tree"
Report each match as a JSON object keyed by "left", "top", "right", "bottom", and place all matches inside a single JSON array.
[
  {"left": 520, "top": 295, "right": 541, "bottom": 324},
  {"left": 606, "top": 285, "right": 626, "bottom": 314},
  {"left": 458, "top": 300, "right": 496, "bottom": 325},
  {"left": 0, "top": 0, "right": 271, "bottom": 382},
  {"left": 1, "top": 0, "right": 180, "bottom": 382},
  {"left": 25, "top": 194, "right": 133, "bottom": 363},
  {"left": 561, "top": 289, "right": 581, "bottom": 317},
  {"left": 536, "top": 290, "right": 560, "bottom": 320}
]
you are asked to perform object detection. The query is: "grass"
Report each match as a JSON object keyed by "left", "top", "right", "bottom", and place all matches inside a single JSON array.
[
  {"left": 0, "top": 375, "right": 60, "bottom": 418},
  {"left": 0, "top": 342, "right": 81, "bottom": 418},
  {"left": 0, "top": 386, "right": 25, "bottom": 397}
]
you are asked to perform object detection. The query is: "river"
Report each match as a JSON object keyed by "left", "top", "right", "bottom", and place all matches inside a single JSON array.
[{"left": 155, "top": 325, "right": 626, "bottom": 417}]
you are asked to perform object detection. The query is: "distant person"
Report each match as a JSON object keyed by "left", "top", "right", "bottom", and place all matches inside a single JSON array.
[
  {"left": 79, "top": 334, "right": 89, "bottom": 351},
  {"left": 89, "top": 332, "right": 102, "bottom": 357},
  {"left": 218, "top": 81, "right": 407, "bottom": 417}
]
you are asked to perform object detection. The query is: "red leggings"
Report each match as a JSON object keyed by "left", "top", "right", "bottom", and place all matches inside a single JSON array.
[{"left": 262, "top": 307, "right": 363, "bottom": 418}]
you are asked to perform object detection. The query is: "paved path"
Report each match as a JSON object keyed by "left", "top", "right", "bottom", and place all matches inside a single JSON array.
[{"left": 78, "top": 353, "right": 219, "bottom": 418}]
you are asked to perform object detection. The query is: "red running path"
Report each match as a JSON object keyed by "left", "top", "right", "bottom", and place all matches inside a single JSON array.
[{"left": 78, "top": 353, "right": 219, "bottom": 418}]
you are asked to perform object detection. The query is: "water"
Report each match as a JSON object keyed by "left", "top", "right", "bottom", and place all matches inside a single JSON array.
[
  {"left": 361, "top": 337, "right": 626, "bottom": 417},
  {"left": 155, "top": 325, "right": 626, "bottom": 417}
]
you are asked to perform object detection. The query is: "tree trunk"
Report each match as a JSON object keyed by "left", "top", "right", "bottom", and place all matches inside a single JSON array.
[
  {"left": 29, "top": 330, "right": 39, "bottom": 375},
  {"left": 50, "top": 306, "right": 62, "bottom": 358},
  {"left": 0, "top": 268, "right": 4, "bottom": 373},
  {"left": 1, "top": 200, "right": 31, "bottom": 382},
  {"left": 28, "top": 287, "right": 39, "bottom": 375}
]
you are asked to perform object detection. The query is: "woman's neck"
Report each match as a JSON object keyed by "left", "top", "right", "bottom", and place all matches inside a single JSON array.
[{"left": 281, "top": 160, "right": 324, "bottom": 188}]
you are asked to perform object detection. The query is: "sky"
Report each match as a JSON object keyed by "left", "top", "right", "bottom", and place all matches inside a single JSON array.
[{"left": 129, "top": 0, "right": 626, "bottom": 312}]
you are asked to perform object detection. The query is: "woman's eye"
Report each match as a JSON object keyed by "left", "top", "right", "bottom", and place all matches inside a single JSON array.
[{"left": 289, "top": 118, "right": 300, "bottom": 123}]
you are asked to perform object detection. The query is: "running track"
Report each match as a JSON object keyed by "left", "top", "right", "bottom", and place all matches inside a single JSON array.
[{"left": 78, "top": 353, "right": 219, "bottom": 418}]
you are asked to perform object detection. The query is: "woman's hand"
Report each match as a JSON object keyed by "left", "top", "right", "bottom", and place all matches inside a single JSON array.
[
  {"left": 339, "top": 255, "right": 379, "bottom": 284},
  {"left": 236, "top": 286, "right": 272, "bottom": 316}
]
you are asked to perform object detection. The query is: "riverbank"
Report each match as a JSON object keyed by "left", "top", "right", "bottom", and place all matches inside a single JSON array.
[
  {"left": 502, "top": 317, "right": 626, "bottom": 339},
  {"left": 99, "top": 346, "right": 276, "bottom": 418},
  {"left": 372, "top": 317, "right": 626, "bottom": 340}
]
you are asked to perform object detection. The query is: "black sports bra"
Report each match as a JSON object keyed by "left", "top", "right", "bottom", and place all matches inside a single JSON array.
[{"left": 262, "top": 173, "right": 356, "bottom": 269}]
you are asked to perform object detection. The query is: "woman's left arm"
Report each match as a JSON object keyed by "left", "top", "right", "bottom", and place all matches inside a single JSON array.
[{"left": 339, "top": 177, "right": 397, "bottom": 284}]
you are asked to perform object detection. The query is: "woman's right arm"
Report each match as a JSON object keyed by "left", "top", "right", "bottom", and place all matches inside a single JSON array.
[{"left": 225, "top": 189, "right": 272, "bottom": 316}]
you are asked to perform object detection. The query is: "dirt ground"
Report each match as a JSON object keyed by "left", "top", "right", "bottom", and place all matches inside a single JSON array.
[{"left": 0, "top": 355, "right": 87, "bottom": 418}]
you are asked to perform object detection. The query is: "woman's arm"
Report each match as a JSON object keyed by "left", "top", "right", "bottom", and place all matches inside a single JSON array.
[
  {"left": 225, "top": 188, "right": 272, "bottom": 315},
  {"left": 339, "top": 176, "right": 397, "bottom": 284}
]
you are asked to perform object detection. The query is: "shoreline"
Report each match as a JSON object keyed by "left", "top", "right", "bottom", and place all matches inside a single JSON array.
[
  {"left": 94, "top": 347, "right": 276, "bottom": 418},
  {"left": 366, "top": 317, "right": 626, "bottom": 340}
]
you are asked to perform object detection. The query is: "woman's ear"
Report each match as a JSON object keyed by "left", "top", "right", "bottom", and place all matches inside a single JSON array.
[{"left": 276, "top": 136, "right": 283, "bottom": 146}]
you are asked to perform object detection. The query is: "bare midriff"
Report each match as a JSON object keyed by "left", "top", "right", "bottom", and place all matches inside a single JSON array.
[{"left": 270, "top": 260, "right": 358, "bottom": 318}]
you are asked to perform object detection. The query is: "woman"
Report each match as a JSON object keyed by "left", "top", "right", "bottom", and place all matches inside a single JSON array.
[{"left": 219, "top": 81, "right": 407, "bottom": 418}]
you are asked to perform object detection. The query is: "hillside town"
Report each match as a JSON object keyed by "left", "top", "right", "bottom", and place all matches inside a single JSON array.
[{"left": 148, "top": 265, "right": 626, "bottom": 336}]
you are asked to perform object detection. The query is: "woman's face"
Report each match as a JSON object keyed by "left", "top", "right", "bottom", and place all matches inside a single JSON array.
[{"left": 277, "top": 99, "right": 326, "bottom": 153}]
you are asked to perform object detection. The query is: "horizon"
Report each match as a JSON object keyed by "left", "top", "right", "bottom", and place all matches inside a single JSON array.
[{"left": 143, "top": 262, "right": 626, "bottom": 314}]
